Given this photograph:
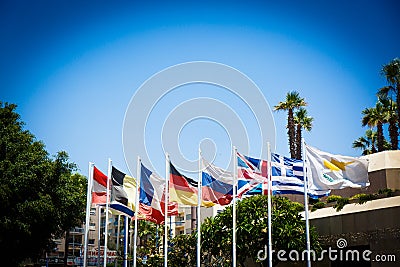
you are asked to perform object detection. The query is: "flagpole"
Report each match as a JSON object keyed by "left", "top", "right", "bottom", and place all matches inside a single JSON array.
[
  {"left": 83, "top": 162, "right": 94, "bottom": 267},
  {"left": 267, "top": 143, "right": 273, "bottom": 267},
  {"left": 133, "top": 156, "right": 141, "bottom": 267},
  {"left": 123, "top": 216, "right": 129, "bottom": 267},
  {"left": 164, "top": 153, "right": 170, "bottom": 267},
  {"left": 114, "top": 215, "right": 121, "bottom": 267},
  {"left": 97, "top": 206, "right": 101, "bottom": 267},
  {"left": 232, "top": 146, "right": 237, "bottom": 267},
  {"left": 197, "top": 148, "right": 202, "bottom": 267},
  {"left": 302, "top": 138, "right": 311, "bottom": 267},
  {"left": 104, "top": 158, "right": 112, "bottom": 267}
]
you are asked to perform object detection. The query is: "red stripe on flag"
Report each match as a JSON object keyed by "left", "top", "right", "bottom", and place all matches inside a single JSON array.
[{"left": 93, "top": 166, "right": 108, "bottom": 187}]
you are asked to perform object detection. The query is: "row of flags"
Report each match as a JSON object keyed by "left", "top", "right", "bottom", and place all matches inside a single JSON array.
[
  {"left": 89, "top": 143, "right": 370, "bottom": 223},
  {"left": 84, "top": 142, "right": 369, "bottom": 267}
]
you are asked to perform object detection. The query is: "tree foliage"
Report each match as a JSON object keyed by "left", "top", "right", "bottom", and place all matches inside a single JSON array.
[
  {"left": 356, "top": 57, "right": 400, "bottom": 154},
  {"left": 201, "top": 195, "right": 321, "bottom": 266},
  {"left": 134, "top": 220, "right": 164, "bottom": 267},
  {"left": 274, "top": 91, "right": 307, "bottom": 159},
  {"left": 0, "top": 102, "right": 87, "bottom": 266},
  {"left": 380, "top": 58, "right": 400, "bottom": 140},
  {"left": 168, "top": 232, "right": 197, "bottom": 266},
  {"left": 130, "top": 191, "right": 320, "bottom": 267},
  {"left": 361, "top": 102, "right": 387, "bottom": 152}
]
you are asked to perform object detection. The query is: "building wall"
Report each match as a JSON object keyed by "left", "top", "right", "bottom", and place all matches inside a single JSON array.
[{"left": 310, "top": 204, "right": 400, "bottom": 267}]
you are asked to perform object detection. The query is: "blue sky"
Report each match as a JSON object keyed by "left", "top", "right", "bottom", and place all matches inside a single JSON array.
[{"left": 1, "top": 0, "right": 399, "bottom": 177}]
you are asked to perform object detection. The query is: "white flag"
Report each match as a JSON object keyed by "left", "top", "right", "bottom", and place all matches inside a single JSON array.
[{"left": 305, "top": 144, "right": 369, "bottom": 190}]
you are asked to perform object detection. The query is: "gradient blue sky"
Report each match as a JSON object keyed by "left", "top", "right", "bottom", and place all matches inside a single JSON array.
[{"left": 1, "top": 0, "right": 399, "bottom": 176}]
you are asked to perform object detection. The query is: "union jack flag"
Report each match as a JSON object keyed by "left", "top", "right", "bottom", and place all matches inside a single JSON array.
[{"left": 236, "top": 152, "right": 269, "bottom": 196}]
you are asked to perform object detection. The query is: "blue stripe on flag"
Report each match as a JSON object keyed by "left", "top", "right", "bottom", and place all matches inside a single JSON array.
[
  {"left": 272, "top": 181, "right": 304, "bottom": 187},
  {"left": 140, "top": 164, "right": 154, "bottom": 206},
  {"left": 237, "top": 157, "right": 248, "bottom": 168},
  {"left": 245, "top": 156, "right": 261, "bottom": 169},
  {"left": 202, "top": 172, "right": 233, "bottom": 195}
]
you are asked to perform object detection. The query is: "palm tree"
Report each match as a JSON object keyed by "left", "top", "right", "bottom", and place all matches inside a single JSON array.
[
  {"left": 274, "top": 91, "right": 307, "bottom": 159},
  {"left": 294, "top": 107, "right": 313, "bottom": 159},
  {"left": 378, "top": 94, "right": 398, "bottom": 149},
  {"left": 379, "top": 58, "right": 400, "bottom": 141},
  {"left": 352, "top": 129, "right": 377, "bottom": 155},
  {"left": 366, "top": 129, "right": 378, "bottom": 154},
  {"left": 361, "top": 102, "right": 386, "bottom": 152},
  {"left": 352, "top": 136, "right": 370, "bottom": 155}
]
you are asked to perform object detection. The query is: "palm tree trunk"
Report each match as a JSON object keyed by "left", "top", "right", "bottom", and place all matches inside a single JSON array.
[
  {"left": 295, "top": 124, "right": 302, "bottom": 159},
  {"left": 389, "top": 117, "right": 399, "bottom": 149},
  {"left": 377, "top": 123, "right": 384, "bottom": 152},
  {"left": 288, "top": 109, "right": 296, "bottom": 159}
]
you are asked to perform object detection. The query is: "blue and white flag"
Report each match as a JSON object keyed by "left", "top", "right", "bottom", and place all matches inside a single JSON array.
[{"left": 272, "top": 153, "right": 330, "bottom": 199}]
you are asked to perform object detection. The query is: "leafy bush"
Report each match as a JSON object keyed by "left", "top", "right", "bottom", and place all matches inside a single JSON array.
[
  {"left": 378, "top": 188, "right": 393, "bottom": 197},
  {"left": 311, "top": 201, "right": 326, "bottom": 212},
  {"left": 349, "top": 193, "right": 376, "bottom": 204},
  {"left": 334, "top": 197, "right": 349, "bottom": 211},
  {"left": 326, "top": 195, "right": 342, "bottom": 203}
]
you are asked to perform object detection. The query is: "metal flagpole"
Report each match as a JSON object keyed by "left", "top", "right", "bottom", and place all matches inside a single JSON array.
[
  {"left": 97, "top": 206, "right": 101, "bottom": 267},
  {"left": 133, "top": 156, "right": 141, "bottom": 267},
  {"left": 104, "top": 158, "right": 112, "bottom": 267},
  {"left": 302, "top": 138, "right": 311, "bottom": 267},
  {"left": 232, "top": 146, "right": 238, "bottom": 267},
  {"left": 267, "top": 142, "right": 273, "bottom": 267},
  {"left": 83, "top": 162, "right": 94, "bottom": 267},
  {"left": 114, "top": 215, "right": 121, "bottom": 267},
  {"left": 197, "top": 148, "right": 202, "bottom": 267},
  {"left": 164, "top": 153, "right": 170, "bottom": 267},
  {"left": 123, "top": 216, "right": 129, "bottom": 267}
]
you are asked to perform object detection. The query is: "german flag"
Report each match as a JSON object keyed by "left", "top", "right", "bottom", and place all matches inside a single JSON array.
[{"left": 169, "top": 162, "right": 214, "bottom": 207}]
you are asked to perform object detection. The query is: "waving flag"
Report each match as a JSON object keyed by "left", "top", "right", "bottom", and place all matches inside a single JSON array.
[
  {"left": 272, "top": 153, "right": 330, "bottom": 199},
  {"left": 107, "top": 166, "right": 136, "bottom": 217},
  {"left": 169, "top": 162, "right": 215, "bottom": 207},
  {"left": 123, "top": 174, "right": 137, "bottom": 211},
  {"left": 92, "top": 166, "right": 109, "bottom": 204},
  {"left": 139, "top": 163, "right": 178, "bottom": 224},
  {"left": 237, "top": 152, "right": 269, "bottom": 196},
  {"left": 305, "top": 144, "right": 369, "bottom": 190},
  {"left": 201, "top": 158, "right": 234, "bottom": 205},
  {"left": 111, "top": 167, "right": 130, "bottom": 205}
]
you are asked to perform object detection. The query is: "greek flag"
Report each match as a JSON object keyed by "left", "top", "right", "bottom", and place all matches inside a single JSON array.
[{"left": 272, "top": 153, "right": 330, "bottom": 199}]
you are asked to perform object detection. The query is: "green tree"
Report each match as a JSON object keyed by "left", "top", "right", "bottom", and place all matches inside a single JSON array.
[
  {"left": 353, "top": 129, "right": 377, "bottom": 155},
  {"left": 294, "top": 107, "right": 313, "bottom": 160},
  {"left": 361, "top": 102, "right": 386, "bottom": 152},
  {"left": 168, "top": 232, "right": 196, "bottom": 267},
  {"left": 135, "top": 220, "right": 164, "bottom": 267},
  {"left": 200, "top": 196, "right": 321, "bottom": 267},
  {"left": 274, "top": 91, "right": 307, "bottom": 159},
  {"left": 0, "top": 102, "right": 86, "bottom": 266},
  {"left": 378, "top": 93, "right": 398, "bottom": 149},
  {"left": 352, "top": 136, "right": 371, "bottom": 155},
  {"left": 379, "top": 58, "right": 400, "bottom": 137}
]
